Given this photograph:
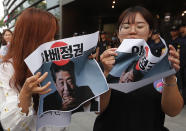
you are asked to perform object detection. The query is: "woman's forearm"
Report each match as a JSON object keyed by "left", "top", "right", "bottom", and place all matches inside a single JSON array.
[
  {"left": 161, "top": 75, "right": 184, "bottom": 117},
  {"left": 18, "top": 89, "right": 32, "bottom": 114},
  {"left": 100, "top": 89, "right": 111, "bottom": 113}
]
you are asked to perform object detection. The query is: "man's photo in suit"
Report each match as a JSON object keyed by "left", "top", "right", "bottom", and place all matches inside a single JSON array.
[{"left": 43, "top": 61, "right": 98, "bottom": 112}]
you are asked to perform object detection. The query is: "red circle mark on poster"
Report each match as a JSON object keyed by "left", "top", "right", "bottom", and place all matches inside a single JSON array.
[
  {"left": 145, "top": 46, "right": 149, "bottom": 57},
  {"left": 51, "top": 41, "right": 70, "bottom": 66}
]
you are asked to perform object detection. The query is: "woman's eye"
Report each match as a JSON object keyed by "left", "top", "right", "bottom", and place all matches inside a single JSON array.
[
  {"left": 120, "top": 24, "right": 129, "bottom": 31},
  {"left": 137, "top": 26, "right": 143, "bottom": 29},
  {"left": 137, "top": 24, "right": 144, "bottom": 29},
  {"left": 123, "top": 25, "right": 130, "bottom": 29}
]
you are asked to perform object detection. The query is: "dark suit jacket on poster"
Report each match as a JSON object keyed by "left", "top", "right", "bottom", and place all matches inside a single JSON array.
[{"left": 43, "top": 86, "right": 98, "bottom": 112}]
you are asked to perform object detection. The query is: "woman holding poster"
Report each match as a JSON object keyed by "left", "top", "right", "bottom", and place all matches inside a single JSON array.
[
  {"left": 94, "top": 6, "right": 183, "bottom": 131},
  {"left": 0, "top": 8, "right": 67, "bottom": 131}
]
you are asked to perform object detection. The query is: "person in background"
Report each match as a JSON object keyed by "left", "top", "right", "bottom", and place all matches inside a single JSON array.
[
  {"left": 0, "top": 29, "right": 13, "bottom": 59},
  {"left": 151, "top": 29, "right": 161, "bottom": 43},
  {"left": 0, "top": 8, "right": 67, "bottom": 131},
  {"left": 149, "top": 29, "right": 166, "bottom": 57},
  {"left": 179, "top": 23, "right": 186, "bottom": 104},
  {"left": 179, "top": 23, "right": 186, "bottom": 39},
  {"left": 2, "top": 29, "right": 13, "bottom": 45},
  {"left": 159, "top": 13, "right": 172, "bottom": 44},
  {"left": 168, "top": 25, "right": 182, "bottom": 50},
  {"left": 110, "top": 32, "right": 120, "bottom": 48},
  {"left": 95, "top": 31, "right": 111, "bottom": 62},
  {"left": 94, "top": 6, "right": 183, "bottom": 131}
]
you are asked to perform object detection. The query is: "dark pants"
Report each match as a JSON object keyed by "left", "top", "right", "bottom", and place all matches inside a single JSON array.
[
  {"left": 180, "top": 67, "right": 186, "bottom": 104},
  {"left": 176, "top": 71, "right": 183, "bottom": 91},
  {"left": 0, "top": 123, "right": 3, "bottom": 131}
]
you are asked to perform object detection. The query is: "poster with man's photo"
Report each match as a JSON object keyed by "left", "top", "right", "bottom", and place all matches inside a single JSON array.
[
  {"left": 24, "top": 31, "right": 109, "bottom": 130},
  {"left": 109, "top": 38, "right": 176, "bottom": 93}
]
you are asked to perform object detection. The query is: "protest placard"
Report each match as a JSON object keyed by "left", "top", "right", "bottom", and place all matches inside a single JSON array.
[
  {"left": 109, "top": 38, "right": 175, "bottom": 93},
  {"left": 25, "top": 31, "right": 109, "bottom": 130}
]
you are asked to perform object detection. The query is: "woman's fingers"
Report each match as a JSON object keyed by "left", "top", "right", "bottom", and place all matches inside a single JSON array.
[
  {"left": 100, "top": 48, "right": 118, "bottom": 61},
  {"left": 102, "top": 54, "right": 115, "bottom": 61},
  {"left": 39, "top": 88, "right": 52, "bottom": 95},
  {"left": 32, "top": 82, "right": 51, "bottom": 94},
  {"left": 100, "top": 48, "right": 118, "bottom": 74},
  {"left": 88, "top": 53, "right": 96, "bottom": 59},
  {"left": 168, "top": 45, "right": 180, "bottom": 71},
  {"left": 37, "top": 72, "right": 48, "bottom": 83},
  {"left": 25, "top": 72, "right": 47, "bottom": 88},
  {"left": 169, "top": 50, "right": 179, "bottom": 59},
  {"left": 30, "top": 72, "right": 48, "bottom": 87},
  {"left": 22, "top": 72, "right": 50, "bottom": 95},
  {"left": 107, "top": 48, "right": 118, "bottom": 51},
  {"left": 172, "top": 63, "right": 180, "bottom": 71},
  {"left": 24, "top": 72, "right": 41, "bottom": 86},
  {"left": 168, "top": 56, "right": 180, "bottom": 65},
  {"left": 169, "top": 44, "right": 176, "bottom": 52},
  {"left": 168, "top": 56, "right": 180, "bottom": 71},
  {"left": 101, "top": 50, "right": 117, "bottom": 59},
  {"left": 102, "top": 57, "right": 116, "bottom": 65}
]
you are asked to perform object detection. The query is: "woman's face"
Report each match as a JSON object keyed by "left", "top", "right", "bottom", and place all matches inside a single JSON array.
[
  {"left": 118, "top": 13, "right": 151, "bottom": 42},
  {"left": 3, "top": 31, "right": 12, "bottom": 43}
]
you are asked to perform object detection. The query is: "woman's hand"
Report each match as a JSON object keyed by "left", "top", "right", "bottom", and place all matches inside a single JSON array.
[
  {"left": 164, "top": 45, "right": 180, "bottom": 83},
  {"left": 21, "top": 72, "right": 51, "bottom": 97},
  {"left": 100, "top": 48, "right": 118, "bottom": 77},
  {"left": 19, "top": 72, "right": 51, "bottom": 114},
  {"left": 162, "top": 46, "right": 184, "bottom": 117},
  {"left": 88, "top": 53, "right": 96, "bottom": 59},
  {"left": 168, "top": 44, "right": 180, "bottom": 72}
]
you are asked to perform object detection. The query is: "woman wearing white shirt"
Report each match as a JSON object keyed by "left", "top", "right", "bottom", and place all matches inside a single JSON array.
[
  {"left": 0, "top": 8, "right": 66, "bottom": 131},
  {"left": 0, "top": 29, "right": 13, "bottom": 59}
]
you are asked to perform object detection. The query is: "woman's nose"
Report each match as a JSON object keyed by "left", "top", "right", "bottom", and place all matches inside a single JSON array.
[{"left": 129, "top": 25, "right": 137, "bottom": 34}]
